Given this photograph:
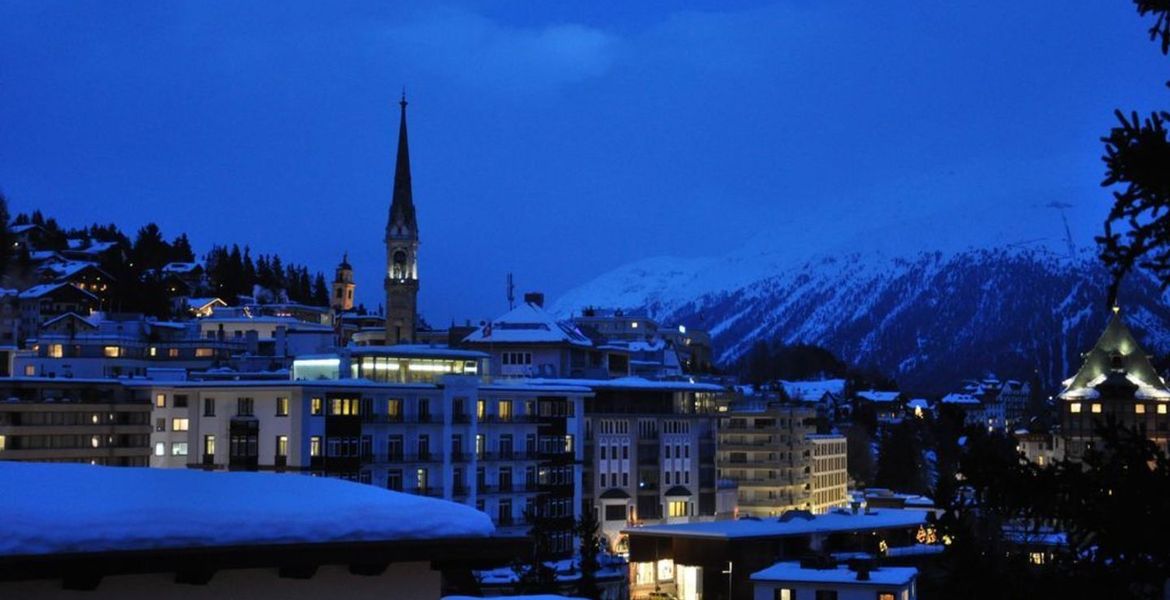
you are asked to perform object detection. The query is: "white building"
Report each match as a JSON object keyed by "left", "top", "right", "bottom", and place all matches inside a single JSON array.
[{"left": 751, "top": 561, "right": 917, "bottom": 600}]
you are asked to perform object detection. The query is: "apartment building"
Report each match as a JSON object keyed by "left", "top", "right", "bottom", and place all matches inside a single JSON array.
[
  {"left": 717, "top": 400, "right": 834, "bottom": 517},
  {"left": 0, "top": 378, "right": 152, "bottom": 466},
  {"left": 147, "top": 367, "right": 588, "bottom": 556}
]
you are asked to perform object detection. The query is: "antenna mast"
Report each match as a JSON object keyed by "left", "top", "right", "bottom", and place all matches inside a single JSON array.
[{"left": 506, "top": 273, "right": 515, "bottom": 310}]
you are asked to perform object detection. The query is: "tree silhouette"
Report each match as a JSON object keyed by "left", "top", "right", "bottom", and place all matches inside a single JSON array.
[{"left": 1098, "top": 1, "right": 1170, "bottom": 306}]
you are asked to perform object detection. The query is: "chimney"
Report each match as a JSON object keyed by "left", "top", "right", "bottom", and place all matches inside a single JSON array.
[
  {"left": 524, "top": 292, "right": 544, "bottom": 308},
  {"left": 848, "top": 558, "right": 874, "bottom": 581}
]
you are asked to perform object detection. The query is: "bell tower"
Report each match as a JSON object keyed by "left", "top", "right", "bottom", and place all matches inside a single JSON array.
[
  {"left": 331, "top": 253, "right": 355, "bottom": 312},
  {"left": 385, "top": 92, "right": 419, "bottom": 344}
]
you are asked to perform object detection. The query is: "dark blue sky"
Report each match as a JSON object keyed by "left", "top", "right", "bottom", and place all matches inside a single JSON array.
[{"left": 1, "top": 1, "right": 1167, "bottom": 324}]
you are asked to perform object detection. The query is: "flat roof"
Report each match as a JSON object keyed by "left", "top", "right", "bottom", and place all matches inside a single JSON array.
[
  {"left": 624, "top": 509, "right": 928, "bottom": 540},
  {"left": 751, "top": 562, "right": 917, "bottom": 586},
  {"left": 348, "top": 345, "right": 489, "bottom": 359}
]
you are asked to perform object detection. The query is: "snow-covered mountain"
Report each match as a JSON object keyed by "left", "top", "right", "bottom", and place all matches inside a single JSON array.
[{"left": 552, "top": 203, "right": 1170, "bottom": 393}]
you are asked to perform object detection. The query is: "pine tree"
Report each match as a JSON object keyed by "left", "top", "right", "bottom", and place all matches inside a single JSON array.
[
  {"left": 172, "top": 234, "right": 194, "bottom": 262},
  {"left": 575, "top": 509, "right": 602, "bottom": 600},
  {"left": 0, "top": 192, "right": 12, "bottom": 282},
  {"left": 312, "top": 273, "right": 329, "bottom": 306}
]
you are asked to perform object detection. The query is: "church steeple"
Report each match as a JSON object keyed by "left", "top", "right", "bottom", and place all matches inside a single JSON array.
[
  {"left": 385, "top": 91, "right": 420, "bottom": 345},
  {"left": 388, "top": 92, "right": 417, "bottom": 237}
]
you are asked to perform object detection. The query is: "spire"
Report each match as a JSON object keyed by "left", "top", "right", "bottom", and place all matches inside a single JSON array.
[
  {"left": 388, "top": 90, "right": 417, "bottom": 236},
  {"left": 1061, "top": 306, "right": 1168, "bottom": 396}
]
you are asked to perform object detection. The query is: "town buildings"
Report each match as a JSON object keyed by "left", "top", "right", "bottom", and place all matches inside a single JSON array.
[{"left": 624, "top": 508, "right": 930, "bottom": 600}]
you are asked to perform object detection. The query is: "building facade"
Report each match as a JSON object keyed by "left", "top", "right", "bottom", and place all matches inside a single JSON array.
[{"left": 0, "top": 378, "right": 151, "bottom": 465}]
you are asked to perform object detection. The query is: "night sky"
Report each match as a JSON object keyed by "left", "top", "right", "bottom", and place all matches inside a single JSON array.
[{"left": 1, "top": 1, "right": 1167, "bottom": 324}]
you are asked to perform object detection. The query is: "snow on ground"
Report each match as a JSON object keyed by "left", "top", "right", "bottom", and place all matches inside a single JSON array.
[{"left": 0, "top": 462, "right": 493, "bottom": 556}]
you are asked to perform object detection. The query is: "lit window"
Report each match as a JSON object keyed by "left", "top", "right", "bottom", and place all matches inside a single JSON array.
[
  {"left": 154, "top": 442, "right": 165, "bottom": 456},
  {"left": 877, "top": 593, "right": 896, "bottom": 600},
  {"left": 204, "top": 435, "right": 216, "bottom": 456},
  {"left": 23, "top": 365, "right": 34, "bottom": 376},
  {"left": 657, "top": 559, "right": 674, "bottom": 581},
  {"left": 1069, "top": 403, "right": 1081, "bottom": 414},
  {"left": 1160, "top": 404, "right": 1168, "bottom": 415},
  {"left": 1136, "top": 404, "right": 1146, "bottom": 414},
  {"left": 195, "top": 348, "right": 213, "bottom": 358},
  {"left": 310, "top": 436, "right": 322, "bottom": 457},
  {"left": 635, "top": 562, "right": 655, "bottom": 585},
  {"left": 498, "top": 400, "right": 512, "bottom": 421},
  {"left": 1091, "top": 403, "right": 1102, "bottom": 414},
  {"left": 155, "top": 394, "right": 166, "bottom": 408},
  {"left": 48, "top": 344, "right": 63, "bottom": 358},
  {"left": 774, "top": 589, "right": 794, "bottom": 600},
  {"left": 276, "top": 397, "right": 289, "bottom": 417},
  {"left": 149, "top": 346, "right": 157, "bottom": 357},
  {"left": 91, "top": 435, "right": 101, "bottom": 448},
  {"left": 276, "top": 435, "right": 288, "bottom": 457},
  {"left": 0, "top": 434, "right": 7, "bottom": 451},
  {"left": 103, "top": 346, "right": 120, "bottom": 358},
  {"left": 172, "top": 442, "right": 188, "bottom": 456},
  {"left": 168, "top": 348, "right": 179, "bottom": 358},
  {"left": 311, "top": 397, "right": 323, "bottom": 416},
  {"left": 668, "top": 501, "right": 689, "bottom": 517},
  {"left": 1029, "top": 552, "right": 1046, "bottom": 565},
  {"left": 172, "top": 418, "right": 189, "bottom": 432}
]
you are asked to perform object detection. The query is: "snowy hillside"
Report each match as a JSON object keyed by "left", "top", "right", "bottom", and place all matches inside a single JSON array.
[{"left": 552, "top": 202, "right": 1170, "bottom": 393}]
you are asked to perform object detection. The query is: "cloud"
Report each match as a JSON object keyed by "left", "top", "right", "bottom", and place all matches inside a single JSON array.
[{"left": 382, "top": 8, "right": 620, "bottom": 93}]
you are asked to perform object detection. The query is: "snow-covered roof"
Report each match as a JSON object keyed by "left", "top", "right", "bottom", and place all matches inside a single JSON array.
[
  {"left": 906, "top": 398, "right": 930, "bottom": 410},
  {"left": 18, "top": 282, "right": 97, "bottom": 301},
  {"left": 42, "top": 260, "right": 108, "bottom": 281},
  {"left": 187, "top": 297, "right": 227, "bottom": 310},
  {"left": 525, "top": 376, "right": 725, "bottom": 393},
  {"left": 751, "top": 562, "right": 917, "bottom": 586},
  {"left": 41, "top": 312, "right": 98, "bottom": 330},
  {"left": 163, "top": 261, "right": 202, "bottom": 274},
  {"left": 781, "top": 379, "right": 845, "bottom": 402},
  {"left": 0, "top": 462, "right": 493, "bottom": 556},
  {"left": 855, "top": 390, "right": 901, "bottom": 403},
  {"left": 624, "top": 508, "right": 928, "bottom": 540},
  {"left": 463, "top": 302, "right": 592, "bottom": 346},
  {"left": 11, "top": 224, "right": 41, "bottom": 234},
  {"left": 1059, "top": 310, "right": 1170, "bottom": 401},
  {"left": 350, "top": 345, "right": 489, "bottom": 360},
  {"left": 940, "top": 393, "right": 980, "bottom": 405}
]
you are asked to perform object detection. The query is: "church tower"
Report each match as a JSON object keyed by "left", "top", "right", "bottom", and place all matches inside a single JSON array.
[
  {"left": 331, "top": 253, "right": 355, "bottom": 312},
  {"left": 385, "top": 93, "right": 419, "bottom": 344}
]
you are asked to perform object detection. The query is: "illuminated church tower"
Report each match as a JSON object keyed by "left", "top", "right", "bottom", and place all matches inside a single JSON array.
[{"left": 385, "top": 93, "right": 419, "bottom": 344}]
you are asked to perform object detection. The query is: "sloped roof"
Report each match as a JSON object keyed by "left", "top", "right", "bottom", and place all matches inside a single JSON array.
[
  {"left": 163, "top": 262, "right": 203, "bottom": 274},
  {"left": 664, "top": 485, "right": 693, "bottom": 498},
  {"left": 1060, "top": 309, "right": 1169, "bottom": 400},
  {"left": 463, "top": 303, "right": 592, "bottom": 346},
  {"left": 781, "top": 379, "right": 845, "bottom": 402},
  {"left": 940, "top": 393, "right": 980, "bottom": 405},
  {"left": 599, "top": 488, "right": 631, "bottom": 500},
  {"left": 856, "top": 390, "right": 901, "bottom": 403},
  {"left": 18, "top": 282, "right": 98, "bottom": 301}
]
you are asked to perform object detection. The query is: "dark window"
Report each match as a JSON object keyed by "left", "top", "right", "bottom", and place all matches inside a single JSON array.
[
  {"left": 604, "top": 504, "right": 627, "bottom": 521},
  {"left": 203, "top": 397, "right": 215, "bottom": 416},
  {"left": 174, "top": 395, "right": 189, "bottom": 408},
  {"left": 387, "top": 470, "right": 403, "bottom": 491},
  {"left": 815, "top": 591, "right": 838, "bottom": 600},
  {"left": 237, "top": 397, "right": 254, "bottom": 417}
]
